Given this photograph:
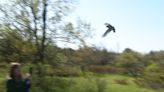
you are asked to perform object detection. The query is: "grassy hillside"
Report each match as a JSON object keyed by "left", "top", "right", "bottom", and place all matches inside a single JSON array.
[
  {"left": 68, "top": 74, "right": 163, "bottom": 92},
  {"left": 1, "top": 70, "right": 163, "bottom": 92}
]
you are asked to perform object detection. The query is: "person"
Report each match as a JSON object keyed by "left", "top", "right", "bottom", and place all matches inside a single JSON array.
[{"left": 6, "top": 63, "right": 31, "bottom": 92}]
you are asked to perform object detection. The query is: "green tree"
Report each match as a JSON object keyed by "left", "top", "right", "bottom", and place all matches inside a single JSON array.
[
  {"left": 91, "top": 47, "right": 117, "bottom": 65},
  {"left": 71, "top": 47, "right": 94, "bottom": 71},
  {"left": 136, "top": 51, "right": 164, "bottom": 89},
  {"left": 0, "top": 30, "right": 36, "bottom": 63},
  {"left": 115, "top": 48, "right": 144, "bottom": 76},
  {"left": 0, "top": 0, "right": 92, "bottom": 64}
]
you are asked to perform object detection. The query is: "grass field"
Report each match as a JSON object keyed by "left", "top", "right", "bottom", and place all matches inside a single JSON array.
[
  {"left": 67, "top": 74, "right": 164, "bottom": 92},
  {"left": 0, "top": 70, "right": 163, "bottom": 92}
]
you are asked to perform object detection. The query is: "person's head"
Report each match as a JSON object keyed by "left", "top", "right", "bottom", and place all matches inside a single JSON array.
[{"left": 9, "top": 63, "right": 22, "bottom": 80}]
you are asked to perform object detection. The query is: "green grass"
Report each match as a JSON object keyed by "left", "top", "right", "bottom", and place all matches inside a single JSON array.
[
  {"left": 66, "top": 74, "right": 164, "bottom": 92},
  {"left": 0, "top": 71, "right": 163, "bottom": 92},
  {"left": 103, "top": 74, "right": 163, "bottom": 92}
]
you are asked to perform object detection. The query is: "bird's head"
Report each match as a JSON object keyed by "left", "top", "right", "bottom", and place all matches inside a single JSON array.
[{"left": 104, "top": 23, "right": 110, "bottom": 26}]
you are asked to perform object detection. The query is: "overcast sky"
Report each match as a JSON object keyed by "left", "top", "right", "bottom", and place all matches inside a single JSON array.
[{"left": 70, "top": 0, "right": 164, "bottom": 53}]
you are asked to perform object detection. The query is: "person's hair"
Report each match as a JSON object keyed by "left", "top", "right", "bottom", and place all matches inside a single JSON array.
[{"left": 9, "top": 64, "right": 22, "bottom": 80}]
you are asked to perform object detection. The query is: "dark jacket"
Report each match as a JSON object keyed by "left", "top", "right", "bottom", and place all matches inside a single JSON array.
[{"left": 6, "top": 79, "right": 26, "bottom": 92}]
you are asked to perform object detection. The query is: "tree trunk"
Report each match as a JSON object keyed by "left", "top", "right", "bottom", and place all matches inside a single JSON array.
[{"left": 39, "top": 0, "right": 47, "bottom": 63}]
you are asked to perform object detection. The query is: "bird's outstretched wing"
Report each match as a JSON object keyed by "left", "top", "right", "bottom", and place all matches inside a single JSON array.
[
  {"left": 102, "top": 23, "right": 116, "bottom": 37},
  {"left": 102, "top": 29, "right": 112, "bottom": 37},
  {"left": 113, "top": 27, "right": 116, "bottom": 33}
]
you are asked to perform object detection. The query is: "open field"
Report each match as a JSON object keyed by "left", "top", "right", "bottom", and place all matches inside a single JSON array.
[
  {"left": 65, "top": 74, "right": 164, "bottom": 92},
  {"left": 0, "top": 70, "right": 163, "bottom": 92}
]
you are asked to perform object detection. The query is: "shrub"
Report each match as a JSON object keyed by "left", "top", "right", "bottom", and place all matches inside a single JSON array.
[
  {"left": 30, "top": 76, "right": 75, "bottom": 92},
  {"left": 96, "top": 79, "right": 107, "bottom": 92},
  {"left": 134, "top": 76, "right": 164, "bottom": 89},
  {"left": 53, "top": 65, "right": 82, "bottom": 77},
  {"left": 114, "top": 79, "right": 129, "bottom": 85},
  {"left": 87, "top": 65, "right": 126, "bottom": 74}
]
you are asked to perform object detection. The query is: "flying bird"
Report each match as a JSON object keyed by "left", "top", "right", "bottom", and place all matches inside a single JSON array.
[{"left": 102, "top": 23, "right": 115, "bottom": 37}]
